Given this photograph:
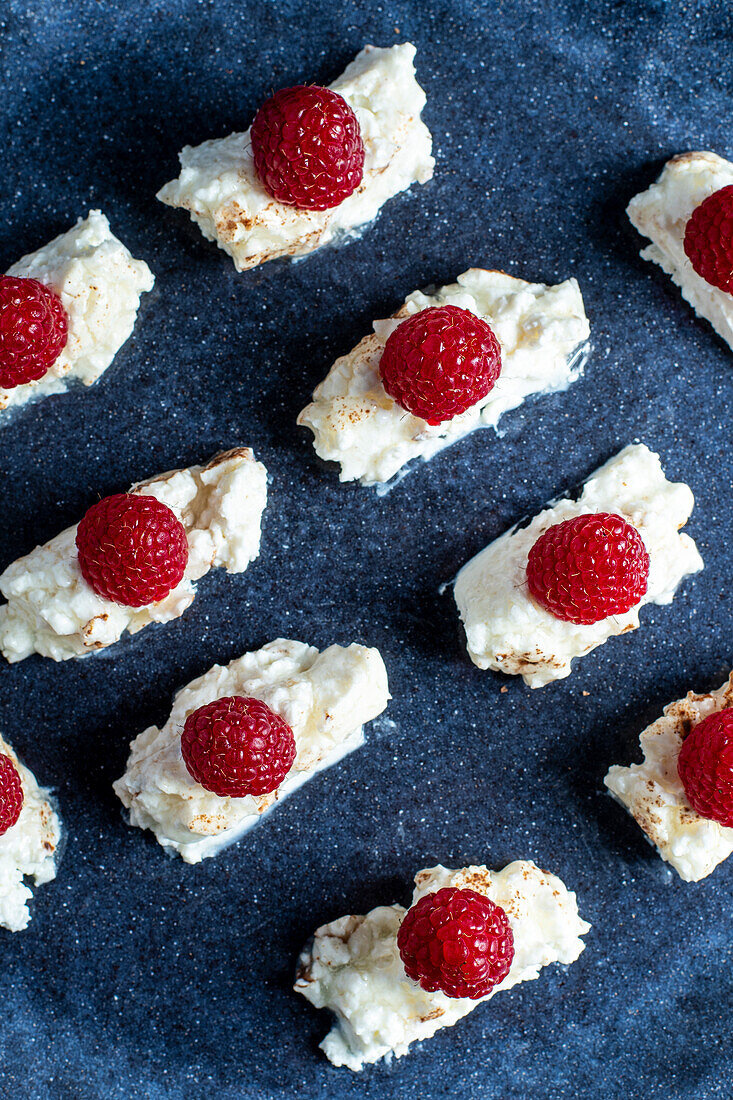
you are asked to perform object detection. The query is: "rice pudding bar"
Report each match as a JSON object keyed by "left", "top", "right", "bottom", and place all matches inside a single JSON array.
[
  {"left": 454, "top": 444, "right": 703, "bottom": 688},
  {"left": 114, "top": 638, "right": 389, "bottom": 863},
  {"left": 0, "top": 736, "right": 62, "bottom": 931},
  {"left": 0, "top": 448, "right": 267, "bottom": 663},
  {"left": 1, "top": 210, "right": 154, "bottom": 414},
  {"left": 157, "top": 44, "right": 434, "bottom": 271},
  {"left": 605, "top": 672, "right": 733, "bottom": 881},
  {"left": 295, "top": 860, "right": 590, "bottom": 1070},
  {"left": 627, "top": 151, "right": 733, "bottom": 350},
  {"left": 298, "top": 269, "right": 590, "bottom": 486}
]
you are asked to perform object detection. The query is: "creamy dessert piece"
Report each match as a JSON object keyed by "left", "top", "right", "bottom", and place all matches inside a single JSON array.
[
  {"left": 0, "top": 736, "right": 62, "bottom": 931},
  {"left": 454, "top": 444, "right": 703, "bottom": 688},
  {"left": 298, "top": 269, "right": 590, "bottom": 486},
  {"left": 1, "top": 210, "right": 154, "bottom": 413},
  {"left": 114, "top": 638, "right": 389, "bottom": 863},
  {"left": 157, "top": 44, "right": 434, "bottom": 270},
  {"left": 295, "top": 860, "right": 590, "bottom": 1070},
  {"left": 0, "top": 448, "right": 267, "bottom": 663},
  {"left": 605, "top": 673, "right": 733, "bottom": 882},
  {"left": 627, "top": 151, "right": 733, "bottom": 350}
]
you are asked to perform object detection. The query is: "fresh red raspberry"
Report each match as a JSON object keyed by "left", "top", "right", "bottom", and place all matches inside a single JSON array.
[
  {"left": 76, "top": 493, "right": 188, "bottom": 607},
  {"left": 526, "top": 512, "right": 650, "bottom": 626},
  {"left": 379, "top": 305, "right": 502, "bottom": 425},
  {"left": 0, "top": 754, "right": 24, "bottom": 836},
  {"left": 181, "top": 696, "right": 296, "bottom": 797},
  {"left": 0, "top": 275, "right": 68, "bottom": 389},
  {"left": 677, "top": 708, "right": 733, "bottom": 827},
  {"left": 251, "top": 85, "right": 364, "bottom": 210},
  {"left": 396, "top": 887, "right": 514, "bottom": 1000},
  {"left": 683, "top": 185, "right": 733, "bottom": 292}
]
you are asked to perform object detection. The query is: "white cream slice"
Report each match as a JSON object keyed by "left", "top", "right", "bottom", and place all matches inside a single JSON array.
[
  {"left": 298, "top": 269, "right": 590, "bottom": 486},
  {"left": 454, "top": 444, "right": 703, "bottom": 689},
  {"left": 295, "top": 860, "right": 590, "bottom": 1071},
  {"left": 0, "top": 448, "right": 267, "bottom": 663},
  {"left": 0, "top": 736, "right": 61, "bottom": 931},
  {"left": 2, "top": 210, "right": 154, "bottom": 413},
  {"left": 627, "top": 151, "right": 733, "bottom": 351},
  {"left": 157, "top": 44, "right": 434, "bottom": 271},
  {"left": 605, "top": 673, "right": 733, "bottom": 882},
  {"left": 114, "top": 638, "right": 390, "bottom": 863}
]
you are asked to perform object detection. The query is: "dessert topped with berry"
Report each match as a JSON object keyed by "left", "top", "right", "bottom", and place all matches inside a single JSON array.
[
  {"left": 295, "top": 860, "right": 590, "bottom": 1070},
  {"left": 0, "top": 736, "right": 62, "bottom": 932},
  {"left": 157, "top": 44, "right": 434, "bottom": 270},
  {"left": 114, "top": 638, "right": 390, "bottom": 863},
  {"left": 627, "top": 151, "right": 733, "bottom": 351},
  {"left": 606, "top": 673, "right": 733, "bottom": 881},
  {"left": 298, "top": 268, "right": 590, "bottom": 487},
  {"left": 0, "top": 448, "right": 267, "bottom": 663},
  {"left": 1, "top": 211, "right": 154, "bottom": 415},
  {"left": 454, "top": 444, "right": 703, "bottom": 687}
]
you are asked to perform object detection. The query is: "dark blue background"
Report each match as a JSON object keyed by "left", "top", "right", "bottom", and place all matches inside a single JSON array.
[{"left": 1, "top": 1, "right": 731, "bottom": 1097}]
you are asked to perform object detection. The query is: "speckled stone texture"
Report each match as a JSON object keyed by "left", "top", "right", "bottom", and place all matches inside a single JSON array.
[{"left": 0, "top": 1, "right": 731, "bottom": 1097}]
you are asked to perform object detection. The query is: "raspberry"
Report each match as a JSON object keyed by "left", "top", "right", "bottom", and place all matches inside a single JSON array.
[
  {"left": 526, "top": 512, "right": 650, "bottom": 626},
  {"left": 397, "top": 887, "right": 514, "bottom": 999},
  {"left": 379, "top": 305, "right": 502, "bottom": 425},
  {"left": 0, "top": 754, "right": 24, "bottom": 836},
  {"left": 76, "top": 493, "right": 188, "bottom": 607},
  {"left": 683, "top": 185, "right": 733, "bottom": 292},
  {"left": 181, "top": 696, "right": 296, "bottom": 797},
  {"left": 677, "top": 708, "right": 733, "bottom": 827},
  {"left": 251, "top": 85, "right": 364, "bottom": 210},
  {"left": 0, "top": 275, "right": 68, "bottom": 389}
]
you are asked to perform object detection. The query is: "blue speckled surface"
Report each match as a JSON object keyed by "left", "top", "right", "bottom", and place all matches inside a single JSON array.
[{"left": 1, "top": 1, "right": 732, "bottom": 1097}]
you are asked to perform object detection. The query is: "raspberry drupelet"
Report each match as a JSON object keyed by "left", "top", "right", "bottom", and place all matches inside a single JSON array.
[
  {"left": 76, "top": 494, "right": 189, "bottom": 608},
  {"left": 397, "top": 887, "right": 514, "bottom": 999},
  {"left": 0, "top": 275, "right": 68, "bottom": 390},
  {"left": 526, "top": 512, "right": 650, "bottom": 626},
  {"left": 181, "top": 696, "right": 296, "bottom": 798},
  {"left": 683, "top": 184, "right": 733, "bottom": 293},
  {"left": 0, "top": 754, "right": 24, "bottom": 836},
  {"left": 251, "top": 85, "right": 365, "bottom": 211},
  {"left": 677, "top": 708, "right": 733, "bottom": 827},
  {"left": 379, "top": 304, "right": 502, "bottom": 425}
]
